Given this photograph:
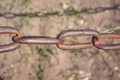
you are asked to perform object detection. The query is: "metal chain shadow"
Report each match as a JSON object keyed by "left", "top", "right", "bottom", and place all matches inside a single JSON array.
[{"left": 0, "top": 4, "right": 119, "bottom": 18}]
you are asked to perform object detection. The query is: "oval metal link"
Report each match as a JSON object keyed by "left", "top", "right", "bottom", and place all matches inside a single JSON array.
[
  {"left": 0, "top": 27, "right": 120, "bottom": 52},
  {"left": 13, "top": 36, "right": 61, "bottom": 44},
  {"left": 0, "top": 43, "right": 20, "bottom": 52},
  {"left": 0, "top": 27, "right": 21, "bottom": 37},
  {"left": 0, "top": 27, "right": 21, "bottom": 53},
  {"left": 92, "top": 33, "right": 120, "bottom": 50},
  {"left": 57, "top": 30, "right": 100, "bottom": 50}
]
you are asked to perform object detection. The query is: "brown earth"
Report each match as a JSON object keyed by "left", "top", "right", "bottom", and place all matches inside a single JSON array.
[{"left": 0, "top": 0, "right": 120, "bottom": 80}]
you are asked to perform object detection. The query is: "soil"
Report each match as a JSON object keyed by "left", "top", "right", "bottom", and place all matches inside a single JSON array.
[{"left": 0, "top": 0, "right": 120, "bottom": 80}]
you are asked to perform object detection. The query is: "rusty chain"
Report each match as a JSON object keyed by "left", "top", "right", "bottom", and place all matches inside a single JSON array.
[{"left": 0, "top": 27, "right": 120, "bottom": 53}]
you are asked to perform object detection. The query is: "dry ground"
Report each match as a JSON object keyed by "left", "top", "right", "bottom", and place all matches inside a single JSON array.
[{"left": 0, "top": 0, "right": 120, "bottom": 80}]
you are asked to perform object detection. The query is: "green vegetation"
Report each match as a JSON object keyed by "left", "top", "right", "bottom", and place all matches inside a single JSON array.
[
  {"left": 102, "top": 26, "right": 120, "bottom": 33},
  {"left": 36, "top": 65, "right": 44, "bottom": 80},
  {"left": 36, "top": 46, "right": 48, "bottom": 57},
  {"left": 115, "top": 51, "right": 120, "bottom": 55},
  {"left": 71, "top": 49, "right": 82, "bottom": 56},
  {"left": 8, "top": 0, "right": 17, "bottom": 10},
  {"left": 46, "top": 48, "right": 54, "bottom": 55},
  {"left": 61, "top": 71, "right": 71, "bottom": 80},
  {"left": 3, "top": 69, "right": 13, "bottom": 80},
  {"left": 64, "top": 8, "right": 89, "bottom": 16},
  {"left": 95, "top": 50, "right": 101, "bottom": 57}
]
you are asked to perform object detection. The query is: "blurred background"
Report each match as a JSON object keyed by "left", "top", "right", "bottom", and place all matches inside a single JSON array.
[{"left": 0, "top": 0, "right": 120, "bottom": 80}]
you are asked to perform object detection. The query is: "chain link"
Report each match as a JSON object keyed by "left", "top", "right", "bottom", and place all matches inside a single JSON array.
[
  {"left": 92, "top": 33, "right": 120, "bottom": 50},
  {"left": 12, "top": 36, "right": 61, "bottom": 44},
  {"left": 0, "top": 27, "right": 120, "bottom": 53},
  {"left": 57, "top": 30, "right": 100, "bottom": 49},
  {"left": 0, "top": 27, "right": 21, "bottom": 52}
]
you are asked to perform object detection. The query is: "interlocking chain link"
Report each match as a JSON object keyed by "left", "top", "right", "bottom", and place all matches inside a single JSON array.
[
  {"left": 57, "top": 30, "right": 100, "bottom": 49},
  {"left": 13, "top": 36, "right": 61, "bottom": 44},
  {"left": 0, "top": 27, "right": 21, "bottom": 52},
  {"left": 92, "top": 33, "right": 120, "bottom": 50},
  {"left": 0, "top": 27, "right": 120, "bottom": 53}
]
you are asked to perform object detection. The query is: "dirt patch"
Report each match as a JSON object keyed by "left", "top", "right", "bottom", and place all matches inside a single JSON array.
[{"left": 0, "top": 0, "right": 120, "bottom": 80}]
